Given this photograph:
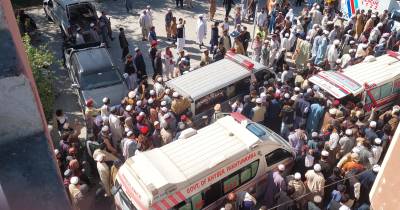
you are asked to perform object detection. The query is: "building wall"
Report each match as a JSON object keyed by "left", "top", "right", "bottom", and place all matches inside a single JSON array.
[
  {"left": 0, "top": 0, "right": 71, "bottom": 210},
  {"left": 370, "top": 123, "right": 400, "bottom": 209}
]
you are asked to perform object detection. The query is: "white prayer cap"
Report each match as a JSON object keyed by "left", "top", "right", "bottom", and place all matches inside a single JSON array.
[
  {"left": 374, "top": 138, "right": 382, "bottom": 145},
  {"left": 284, "top": 93, "right": 290, "bottom": 99},
  {"left": 102, "top": 97, "right": 109, "bottom": 103},
  {"left": 333, "top": 39, "right": 340, "bottom": 45},
  {"left": 154, "top": 121, "right": 160, "bottom": 126},
  {"left": 146, "top": 5, "right": 151, "bottom": 8},
  {"left": 70, "top": 176, "right": 79, "bottom": 185},
  {"left": 294, "top": 87, "right": 300, "bottom": 92},
  {"left": 198, "top": 14, "right": 204, "bottom": 18},
  {"left": 352, "top": 147, "right": 361, "bottom": 154},
  {"left": 157, "top": 76, "right": 163, "bottom": 82},
  {"left": 362, "top": 43, "right": 368, "bottom": 49},
  {"left": 369, "top": 121, "right": 377, "bottom": 128},
  {"left": 101, "top": 125, "right": 109, "bottom": 132},
  {"left": 173, "top": 92, "right": 179, "bottom": 98},
  {"left": 278, "top": 164, "right": 285, "bottom": 171},
  {"left": 54, "top": 149, "right": 59, "bottom": 155},
  {"left": 313, "top": 24, "right": 319, "bottom": 29},
  {"left": 392, "top": 105, "right": 400, "bottom": 114},
  {"left": 372, "top": 164, "right": 381, "bottom": 172},
  {"left": 285, "top": 33, "right": 289, "bottom": 38},
  {"left": 350, "top": 40, "right": 356, "bottom": 44},
  {"left": 294, "top": 172, "right": 301, "bottom": 180},
  {"left": 128, "top": 91, "right": 135, "bottom": 98},
  {"left": 149, "top": 89, "right": 155, "bottom": 96},
  {"left": 313, "top": 164, "right": 322, "bottom": 172},
  {"left": 345, "top": 129, "right": 353, "bottom": 136},
  {"left": 329, "top": 108, "right": 337, "bottom": 115},
  {"left": 313, "top": 195, "right": 322, "bottom": 203},
  {"left": 125, "top": 105, "right": 133, "bottom": 112},
  {"left": 321, "top": 150, "right": 329, "bottom": 157},
  {"left": 377, "top": 22, "right": 383, "bottom": 27},
  {"left": 161, "top": 101, "right": 167, "bottom": 106},
  {"left": 323, "top": 30, "right": 329, "bottom": 35},
  {"left": 127, "top": 130, "right": 134, "bottom": 137},
  {"left": 349, "top": 49, "right": 356, "bottom": 53},
  {"left": 306, "top": 36, "right": 311, "bottom": 40},
  {"left": 167, "top": 8, "right": 171, "bottom": 11},
  {"left": 161, "top": 107, "right": 168, "bottom": 112},
  {"left": 336, "top": 59, "right": 342, "bottom": 64},
  {"left": 136, "top": 100, "right": 142, "bottom": 106},
  {"left": 124, "top": 127, "right": 130, "bottom": 133},
  {"left": 148, "top": 98, "right": 154, "bottom": 104},
  {"left": 123, "top": 73, "right": 129, "bottom": 79},
  {"left": 90, "top": 23, "right": 95, "bottom": 27},
  {"left": 312, "top": 132, "right": 318, "bottom": 138},
  {"left": 165, "top": 89, "right": 171, "bottom": 94},
  {"left": 256, "top": 98, "right": 262, "bottom": 104},
  {"left": 139, "top": 111, "right": 145, "bottom": 116}
]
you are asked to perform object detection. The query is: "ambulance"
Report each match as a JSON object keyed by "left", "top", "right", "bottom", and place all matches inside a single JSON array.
[
  {"left": 340, "top": 0, "right": 399, "bottom": 19},
  {"left": 309, "top": 52, "right": 400, "bottom": 113},
  {"left": 113, "top": 113, "right": 295, "bottom": 210},
  {"left": 165, "top": 52, "right": 276, "bottom": 126}
]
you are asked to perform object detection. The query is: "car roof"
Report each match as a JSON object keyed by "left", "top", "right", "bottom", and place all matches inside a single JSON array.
[
  {"left": 54, "top": 0, "right": 94, "bottom": 8},
  {"left": 72, "top": 47, "right": 114, "bottom": 75},
  {"left": 165, "top": 54, "right": 266, "bottom": 101}
]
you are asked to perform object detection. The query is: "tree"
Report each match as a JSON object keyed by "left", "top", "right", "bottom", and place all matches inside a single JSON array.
[{"left": 22, "top": 34, "right": 56, "bottom": 121}]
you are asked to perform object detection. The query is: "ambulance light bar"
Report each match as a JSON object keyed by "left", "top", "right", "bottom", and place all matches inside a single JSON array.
[{"left": 225, "top": 51, "right": 255, "bottom": 70}]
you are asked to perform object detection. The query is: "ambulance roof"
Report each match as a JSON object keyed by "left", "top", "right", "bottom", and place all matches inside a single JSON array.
[
  {"left": 165, "top": 54, "right": 265, "bottom": 101},
  {"left": 119, "top": 115, "right": 289, "bottom": 205},
  {"left": 309, "top": 54, "right": 400, "bottom": 99}
]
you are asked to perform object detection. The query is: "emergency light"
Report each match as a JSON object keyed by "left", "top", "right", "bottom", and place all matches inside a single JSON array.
[{"left": 225, "top": 51, "right": 255, "bottom": 70}]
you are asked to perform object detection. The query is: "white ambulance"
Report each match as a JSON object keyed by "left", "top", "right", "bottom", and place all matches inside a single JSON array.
[
  {"left": 113, "top": 113, "right": 294, "bottom": 210},
  {"left": 165, "top": 52, "right": 276, "bottom": 126},
  {"left": 309, "top": 52, "right": 400, "bottom": 113}
]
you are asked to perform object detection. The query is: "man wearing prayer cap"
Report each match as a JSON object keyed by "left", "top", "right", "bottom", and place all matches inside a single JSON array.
[
  {"left": 251, "top": 98, "right": 266, "bottom": 123},
  {"left": 69, "top": 176, "right": 81, "bottom": 204},
  {"left": 287, "top": 172, "right": 306, "bottom": 207},
  {"left": 305, "top": 163, "right": 325, "bottom": 195},
  {"left": 264, "top": 164, "right": 287, "bottom": 208},
  {"left": 357, "top": 164, "right": 380, "bottom": 204},
  {"left": 371, "top": 138, "right": 383, "bottom": 164},
  {"left": 365, "top": 121, "right": 378, "bottom": 143},
  {"left": 338, "top": 129, "right": 355, "bottom": 158}
]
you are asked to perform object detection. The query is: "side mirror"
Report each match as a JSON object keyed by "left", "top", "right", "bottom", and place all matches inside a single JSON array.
[
  {"left": 111, "top": 185, "right": 121, "bottom": 196},
  {"left": 71, "top": 83, "right": 80, "bottom": 89}
]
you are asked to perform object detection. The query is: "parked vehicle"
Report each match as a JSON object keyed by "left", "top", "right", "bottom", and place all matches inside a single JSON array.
[
  {"left": 43, "top": 0, "right": 98, "bottom": 42},
  {"left": 64, "top": 45, "right": 128, "bottom": 110},
  {"left": 113, "top": 113, "right": 295, "bottom": 210},
  {"left": 309, "top": 52, "right": 400, "bottom": 113},
  {"left": 165, "top": 52, "right": 276, "bottom": 126}
]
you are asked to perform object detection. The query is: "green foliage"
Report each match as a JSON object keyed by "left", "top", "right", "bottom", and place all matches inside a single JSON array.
[{"left": 22, "top": 34, "right": 56, "bottom": 121}]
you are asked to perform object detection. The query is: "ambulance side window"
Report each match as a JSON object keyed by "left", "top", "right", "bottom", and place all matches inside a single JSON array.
[
  {"left": 222, "top": 160, "right": 260, "bottom": 194},
  {"left": 265, "top": 149, "right": 292, "bottom": 166},
  {"left": 394, "top": 79, "right": 400, "bottom": 93},
  {"left": 380, "top": 82, "right": 393, "bottom": 99}
]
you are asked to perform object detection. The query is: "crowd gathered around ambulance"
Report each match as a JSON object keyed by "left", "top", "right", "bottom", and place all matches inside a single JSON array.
[{"left": 50, "top": 0, "right": 400, "bottom": 209}]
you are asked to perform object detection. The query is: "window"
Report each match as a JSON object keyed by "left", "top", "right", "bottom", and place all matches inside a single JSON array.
[
  {"left": 394, "top": 79, "right": 400, "bottom": 93},
  {"left": 265, "top": 149, "right": 292, "bottom": 166},
  {"left": 380, "top": 82, "right": 393, "bottom": 99},
  {"left": 173, "top": 160, "right": 259, "bottom": 210},
  {"left": 223, "top": 174, "right": 240, "bottom": 193},
  {"left": 115, "top": 180, "right": 136, "bottom": 210}
]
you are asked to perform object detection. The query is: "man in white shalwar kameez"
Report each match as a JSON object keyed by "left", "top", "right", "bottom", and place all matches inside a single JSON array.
[
  {"left": 96, "top": 154, "right": 111, "bottom": 196},
  {"left": 108, "top": 108, "right": 123, "bottom": 147},
  {"left": 196, "top": 14, "right": 207, "bottom": 48},
  {"left": 280, "top": 32, "right": 290, "bottom": 51},
  {"left": 327, "top": 39, "right": 340, "bottom": 69},
  {"left": 269, "top": 34, "right": 280, "bottom": 68}
]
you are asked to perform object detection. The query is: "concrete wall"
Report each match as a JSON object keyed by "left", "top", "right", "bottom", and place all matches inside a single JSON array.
[
  {"left": 370, "top": 123, "right": 400, "bottom": 209},
  {"left": 0, "top": 1, "right": 71, "bottom": 209}
]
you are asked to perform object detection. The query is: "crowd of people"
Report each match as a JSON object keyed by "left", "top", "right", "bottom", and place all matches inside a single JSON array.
[{"left": 48, "top": 0, "right": 400, "bottom": 209}]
